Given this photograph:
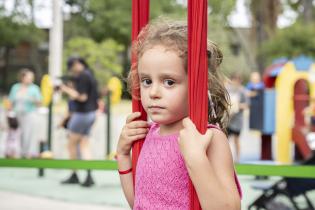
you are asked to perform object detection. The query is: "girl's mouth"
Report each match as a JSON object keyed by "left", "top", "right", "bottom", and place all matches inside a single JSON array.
[
  {"left": 148, "top": 106, "right": 165, "bottom": 112},
  {"left": 149, "top": 105, "right": 164, "bottom": 109}
]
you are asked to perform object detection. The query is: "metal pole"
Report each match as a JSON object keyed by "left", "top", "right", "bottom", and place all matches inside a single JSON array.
[
  {"left": 39, "top": 101, "right": 53, "bottom": 177},
  {"left": 38, "top": 142, "right": 45, "bottom": 177},
  {"left": 47, "top": 101, "right": 53, "bottom": 150},
  {"left": 39, "top": 0, "right": 63, "bottom": 177},
  {"left": 48, "top": 0, "right": 63, "bottom": 79},
  {"left": 106, "top": 92, "right": 111, "bottom": 157}
]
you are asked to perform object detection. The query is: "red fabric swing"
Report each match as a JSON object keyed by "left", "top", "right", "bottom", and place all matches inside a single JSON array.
[
  {"left": 130, "top": 0, "right": 149, "bottom": 185},
  {"left": 131, "top": 0, "right": 208, "bottom": 209}
]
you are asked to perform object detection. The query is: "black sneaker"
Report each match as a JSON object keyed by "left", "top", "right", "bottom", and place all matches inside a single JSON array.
[
  {"left": 61, "top": 172, "right": 80, "bottom": 184},
  {"left": 81, "top": 173, "right": 95, "bottom": 187}
]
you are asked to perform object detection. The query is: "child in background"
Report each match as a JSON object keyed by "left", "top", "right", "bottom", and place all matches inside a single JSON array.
[
  {"left": 116, "top": 20, "right": 241, "bottom": 209},
  {"left": 5, "top": 111, "right": 21, "bottom": 158},
  {"left": 226, "top": 73, "right": 248, "bottom": 163},
  {"left": 246, "top": 71, "right": 265, "bottom": 97}
]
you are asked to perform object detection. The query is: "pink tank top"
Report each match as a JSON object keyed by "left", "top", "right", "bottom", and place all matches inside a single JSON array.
[{"left": 134, "top": 123, "right": 242, "bottom": 210}]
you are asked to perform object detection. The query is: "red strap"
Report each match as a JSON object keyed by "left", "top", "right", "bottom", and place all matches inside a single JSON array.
[
  {"left": 188, "top": 0, "right": 208, "bottom": 209},
  {"left": 131, "top": 0, "right": 149, "bottom": 187},
  {"left": 118, "top": 168, "right": 133, "bottom": 175}
]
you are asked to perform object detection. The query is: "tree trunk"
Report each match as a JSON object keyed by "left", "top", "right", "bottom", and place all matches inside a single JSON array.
[
  {"left": 302, "top": 0, "right": 313, "bottom": 23},
  {"left": 29, "top": 0, "right": 35, "bottom": 23},
  {"left": 122, "top": 44, "right": 131, "bottom": 99},
  {"left": 250, "top": 0, "right": 281, "bottom": 73}
]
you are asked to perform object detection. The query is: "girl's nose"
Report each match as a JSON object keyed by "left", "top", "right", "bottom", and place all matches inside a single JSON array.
[{"left": 149, "top": 84, "right": 161, "bottom": 99}]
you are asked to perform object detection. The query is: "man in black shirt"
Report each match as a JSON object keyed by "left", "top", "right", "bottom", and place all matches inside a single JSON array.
[{"left": 60, "top": 57, "right": 98, "bottom": 187}]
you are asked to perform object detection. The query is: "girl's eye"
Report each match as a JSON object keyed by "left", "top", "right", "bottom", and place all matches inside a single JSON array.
[
  {"left": 164, "top": 79, "right": 175, "bottom": 87},
  {"left": 141, "top": 79, "right": 152, "bottom": 87}
]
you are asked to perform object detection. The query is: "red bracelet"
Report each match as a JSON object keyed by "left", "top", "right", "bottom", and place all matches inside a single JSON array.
[{"left": 118, "top": 168, "right": 132, "bottom": 175}]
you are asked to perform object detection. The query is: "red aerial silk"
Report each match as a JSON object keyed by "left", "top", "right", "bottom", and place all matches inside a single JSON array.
[
  {"left": 187, "top": 0, "right": 208, "bottom": 209},
  {"left": 131, "top": 0, "right": 149, "bottom": 184},
  {"left": 131, "top": 0, "right": 208, "bottom": 209}
]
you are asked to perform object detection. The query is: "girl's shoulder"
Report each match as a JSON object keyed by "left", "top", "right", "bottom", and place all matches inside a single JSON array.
[
  {"left": 207, "top": 124, "right": 226, "bottom": 137},
  {"left": 207, "top": 124, "right": 221, "bottom": 130},
  {"left": 207, "top": 124, "right": 228, "bottom": 142}
]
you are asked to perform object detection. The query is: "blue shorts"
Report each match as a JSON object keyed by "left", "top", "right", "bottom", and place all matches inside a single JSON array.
[{"left": 68, "top": 111, "right": 96, "bottom": 136}]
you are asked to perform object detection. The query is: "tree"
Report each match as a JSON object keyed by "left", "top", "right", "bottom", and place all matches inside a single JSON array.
[
  {"left": 245, "top": 0, "right": 282, "bottom": 73},
  {"left": 285, "top": 0, "right": 315, "bottom": 23},
  {"left": 0, "top": 0, "right": 44, "bottom": 90},
  {"left": 208, "top": 17, "right": 252, "bottom": 77},
  {"left": 63, "top": 0, "right": 187, "bottom": 98},
  {"left": 208, "top": 0, "right": 235, "bottom": 23},
  {"left": 64, "top": 0, "right": 186, "bottom": 45},
  {"left": 64, "top": 37, "right": 124, "bottom": 87},
  {"left": 261, "top": 22, "right": 315, "bottom": 64}
]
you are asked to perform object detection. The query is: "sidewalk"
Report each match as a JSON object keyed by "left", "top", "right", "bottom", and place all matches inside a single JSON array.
[
  {"left": 2, "top": 167, "right": 315, "bottom": 209},
  {"left": 0, "top": 168, "right": 129, "bottom": 210},
  {"left": 0, "top": 190, "right": 126, "bottom": 210}
]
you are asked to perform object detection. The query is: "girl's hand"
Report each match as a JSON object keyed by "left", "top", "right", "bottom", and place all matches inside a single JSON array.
[
  {"left": 178, "top": 118, "right": 213, "bottom": 164},
  {"left": 117, "top": 112, "right": 149, "bottom": 157}
]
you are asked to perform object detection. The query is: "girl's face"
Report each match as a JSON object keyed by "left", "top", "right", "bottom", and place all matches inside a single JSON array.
[{"left": 138, "top": 45, "right": 188, "bottom": 126}]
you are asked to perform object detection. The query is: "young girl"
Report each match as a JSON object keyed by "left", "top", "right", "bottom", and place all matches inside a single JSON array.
[{"left": 117, "top": 20, "right": 241, "bottom": 209}]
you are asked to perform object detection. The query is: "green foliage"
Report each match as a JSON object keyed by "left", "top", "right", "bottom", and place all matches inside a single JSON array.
[
  {"left": 63, "top": 0, "right": 188, "bottom": 82},
  {"left": 87, "top": 0, "right": 132, "bottom": 45},
  {"left": 0, "top": 18, "right": 43, "bottom": 47},
  {"left": 64, "top": 0, "right": 186, "bottom": 45},
  {"left": 261, "top": 22, "right": 315, "bottom": 63},
  {"left": 208, "top": 16, "right": 251, "bottom": 77},
  {"left": 150, "top": 0, "right": 186, "bottom": 19},
  {"left": 64, "top": 37, "right": 124, "bottom": 86},
  {"left": 284, "top": 0, "right": 315, "bottom": 21},
  {"left": 208, "top": 0, "right": 236, "bottom": 22},
  {"left": 0, "top": 11, "right": 43, "bottom": 47}
]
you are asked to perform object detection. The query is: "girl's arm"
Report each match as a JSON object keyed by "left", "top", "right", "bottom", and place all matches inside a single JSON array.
[
  {"left": 179, "top": 118, "right": 241, "bottom": 210},
  {"left": 116, "top": 154, "right": 134, "bottom": 207},
  {"left": 116, "top": 112, "right": 149, "bottom": 208}
]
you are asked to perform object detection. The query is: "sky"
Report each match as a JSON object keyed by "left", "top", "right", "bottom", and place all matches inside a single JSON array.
[
  {"left": 3, "top": 0, "right": 298, "bottom": 29},
  {"left": 228, "top": 0, "right": 298, "bottom": 28},
  {"left": 228, "top": 0, "right": 251, "bottom": 27},
  {"left": 2, "top": 0, "right": 53, "bottom": 28}
]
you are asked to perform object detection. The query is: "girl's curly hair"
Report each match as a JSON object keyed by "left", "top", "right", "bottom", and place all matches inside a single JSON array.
[{"left": 127, "top": 19, "right": 230, "bottom": 130}]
